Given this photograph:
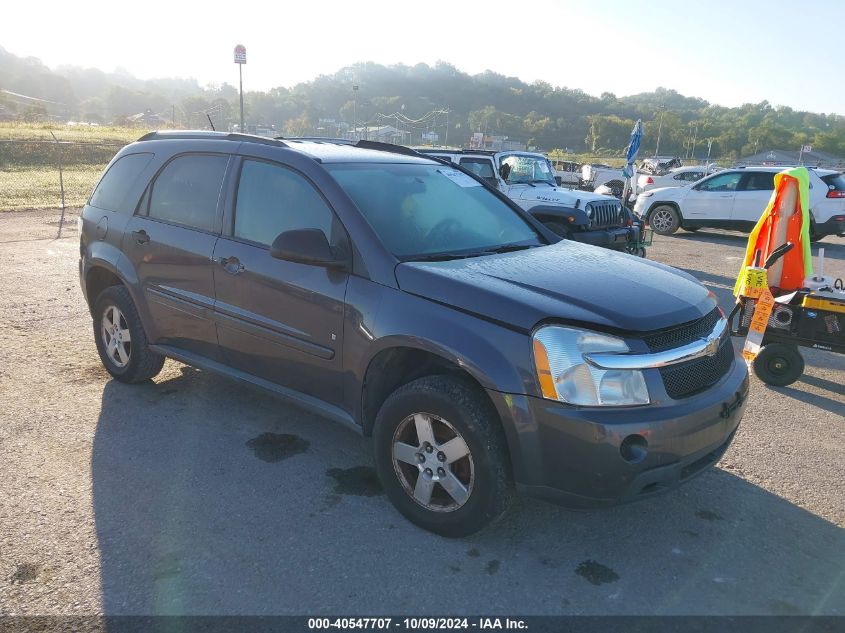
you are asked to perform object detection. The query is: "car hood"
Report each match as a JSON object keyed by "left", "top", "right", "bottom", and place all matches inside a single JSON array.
[
  {"left": 395, "top": 241, "right": 715, "bottom": 333},
  {"left": 512, "top": 184, "right": 617, "bottom": 207},
  {"left": 643, "top": 185, "right": 686, "bottom": 198}
]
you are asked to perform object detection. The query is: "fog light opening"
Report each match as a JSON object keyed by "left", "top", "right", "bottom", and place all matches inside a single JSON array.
[{"left": 620, "top": 434, "right": 648, "bottom": 464}]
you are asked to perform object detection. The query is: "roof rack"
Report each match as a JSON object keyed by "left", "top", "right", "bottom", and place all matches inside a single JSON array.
[
  {"left": 136, "top": 130, "right": 288, "bottom": 147},
  {"left": 353, "top": 139, "right": 422, "bottom": 157},
  {"left": 277, "top": 136, "right": 353, "bottom": 144},
  {"left": 416, "top": 148, "right": 497, "bottom": 156}
]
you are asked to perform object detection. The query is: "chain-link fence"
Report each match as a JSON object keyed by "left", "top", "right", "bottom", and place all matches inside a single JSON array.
[{"left": 0, "top": 138, "right": 124, "bottom": 239}]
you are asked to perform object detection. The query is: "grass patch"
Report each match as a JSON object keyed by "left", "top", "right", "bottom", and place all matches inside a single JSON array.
[
  {"left": 0, "top": 165, "right": 103, "bottom": 210},
  {"left": 0, "top": 122, "right": 148, "bottom": 144}
]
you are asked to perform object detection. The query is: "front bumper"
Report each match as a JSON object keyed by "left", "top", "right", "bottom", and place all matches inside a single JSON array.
[
  {"left": 814, "top": 216, "right": 845, "bottom": 238},
  {"left": 570, "top": 226, "right": 637, "bottom": 249},
  {"left": 487, "top": 352, "right": 749, "bottom": 509}
]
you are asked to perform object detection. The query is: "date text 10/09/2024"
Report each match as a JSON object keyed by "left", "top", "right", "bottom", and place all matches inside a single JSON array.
[{"left": 308, "top": 618, "right": 528, "bottom": 630}]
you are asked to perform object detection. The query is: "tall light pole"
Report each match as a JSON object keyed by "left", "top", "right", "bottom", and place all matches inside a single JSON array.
[
  {"left": 655, "top": 104, "right": 665, "bottom": 157},
  {"left": 234, "top": 44, "right": 246, "bottom": 133},
  {"left": 352, "top": 84, "right": 358, "bottom": 140}
]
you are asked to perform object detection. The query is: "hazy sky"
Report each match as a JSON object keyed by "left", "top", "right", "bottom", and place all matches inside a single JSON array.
[{"left": 2, "top": 0, "right": 842, "bottom": 114}]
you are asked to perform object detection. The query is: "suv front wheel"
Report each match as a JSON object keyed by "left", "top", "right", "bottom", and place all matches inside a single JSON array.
[
  {"left": 649, "top": 204, "right": 681, "bottom": 235},
  {"left": 93, "top": 285, "right": 165, "bottom": 383},
  {"left": 373, "top": 375, "right": 514, "bottom": 537}
]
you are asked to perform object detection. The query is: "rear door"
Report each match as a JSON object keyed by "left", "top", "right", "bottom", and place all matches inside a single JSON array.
[
  {"left": 681, "top": 171, "right": 743, "bottom": 221},
  {"left": 122, "top": 152, "right": 230, "bottom": 360},
  {"left": 211, "top": 157, "right": 350, "bottom": 406},
  {"left": 732, "top": 171, "right": 776, "bottom": 223}
]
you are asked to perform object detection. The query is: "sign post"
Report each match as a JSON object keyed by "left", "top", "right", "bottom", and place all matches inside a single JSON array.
[{"left": 234, "top": 44, "right": 246, "bottom": 134}]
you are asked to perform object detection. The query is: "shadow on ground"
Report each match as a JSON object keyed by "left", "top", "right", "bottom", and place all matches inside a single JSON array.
[
  {"left": 672, "top": 230, "right": 845, "bottom": 261},
  {"left": 91, "top": 367, "right": 845, "bottom": 616}
]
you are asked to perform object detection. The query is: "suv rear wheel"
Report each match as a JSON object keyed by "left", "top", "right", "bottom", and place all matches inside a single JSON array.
[
  {"left": 93, "top": 286, "right": 165, "bottom": 383},
  {"left": 373, "top": 375, "right": 513, "bottom": 537}
]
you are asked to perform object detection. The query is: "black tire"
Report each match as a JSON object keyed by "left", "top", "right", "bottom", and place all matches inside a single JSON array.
[
  {"left": 544, "top": 221, "right": 572, "bottom": 239},
  {"left": 93, "top": 285, "right": 165, "bottom": 383},
  {"left": 752, "top": 343, "right": 804, "bottom": 387},
  {"left": 649, "top": 204, "right": 681, "bottom": 235},
  {"left": 606, "top": 180, "right": 624, "bottom": 199},
  {"left": 373, "top": 375, "right": 514, "bottom": 537}
]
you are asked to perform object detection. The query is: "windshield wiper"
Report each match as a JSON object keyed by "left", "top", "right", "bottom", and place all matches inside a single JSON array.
[
  {"left": 406, "top": 252, "right": 485, "bottom": 262},
  {"left": 529, "top": 180, "right": 554, "bottom": 185},
  {"left": 478, "top": 243, "right": 539, "bottom": 255}
]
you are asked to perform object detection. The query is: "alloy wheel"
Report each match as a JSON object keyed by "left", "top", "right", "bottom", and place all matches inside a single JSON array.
[
  {"left": 100, "top": 305, "right": 131, "bottom": 368},
  {"left": 391, "top": 412, "right": 475, "bottom": 513}
]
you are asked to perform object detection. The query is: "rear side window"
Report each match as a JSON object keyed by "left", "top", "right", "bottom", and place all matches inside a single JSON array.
[
  {"left": 741, "top": 172, "right": 776, "bottom": 191},
  {"left": 148, "top": 154, "right": 229, "bottom": 232},
  {"left": 89, "top": 153, "right": 154, "bottom": 213},
  {"left": 234, "top": 159, "right": 335, "bottom": 247},
  {"left": 821, "top": 173, "right": 845, "bottom": 192},
  {"left": 459, "top": 158, "right": 496, "bottom": 179}
]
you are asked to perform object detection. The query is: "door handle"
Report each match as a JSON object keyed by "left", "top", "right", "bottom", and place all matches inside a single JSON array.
[
  {"left": 131, "top": 229, "right": 150, "bottom": 245},
  {"left": 217, "top": 256, "right": 245, "bottom": 274}
]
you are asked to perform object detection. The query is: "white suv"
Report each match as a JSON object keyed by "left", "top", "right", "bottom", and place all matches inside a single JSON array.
[{"left": 633, "top": 166, "right": 845, "bottom": 240}]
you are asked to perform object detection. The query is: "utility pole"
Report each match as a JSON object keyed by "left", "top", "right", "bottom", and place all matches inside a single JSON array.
[
  {"left": 444, "top": 109, "right": 449, "bottom": 147},
  {"left": 655, "top": 104, "right": 665, "bottom": 156},
  {"left": 234, "top": 45, "right": 246, "bottom": 133}
]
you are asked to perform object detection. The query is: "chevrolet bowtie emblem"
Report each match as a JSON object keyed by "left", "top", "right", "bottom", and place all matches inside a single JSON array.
[{"left": 703, "top": 335, "right": 721, "bottom": 357}]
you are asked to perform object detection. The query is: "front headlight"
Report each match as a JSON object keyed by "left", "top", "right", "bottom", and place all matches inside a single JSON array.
[{"left": 532, "top": 326, "right": 650, "bottom": 406}]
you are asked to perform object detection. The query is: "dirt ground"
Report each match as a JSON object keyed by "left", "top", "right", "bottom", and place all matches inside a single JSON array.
[{"left": 0, "top": 209, "right": 843, "bottom": 616}]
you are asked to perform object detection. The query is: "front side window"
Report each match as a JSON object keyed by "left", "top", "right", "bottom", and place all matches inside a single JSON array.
[
  {"left": 89, "top": 153, "right": 154, "bottom": 213},
  {"left": 696, "top": 172, "right": 743, "bottom": 192},
  {"left": 234, "top": 160, "right": 335, "bottom": 246},
  {"left": 326, "top": 162, "right": 542, "bottom": 259},
  {"left": 148, "top": 154, "right": 229, "bottom": 232}
]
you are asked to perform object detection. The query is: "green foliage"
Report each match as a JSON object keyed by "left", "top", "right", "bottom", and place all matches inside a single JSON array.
[{"left": 2, "top": 46, "right": 845, "bottom": 157}]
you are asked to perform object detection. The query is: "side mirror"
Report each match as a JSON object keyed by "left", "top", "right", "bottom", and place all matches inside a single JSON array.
[
  {"left": 499, "top": 164, "right": 511, "bottom": 180},
  {"left": 270, "top": 228, "right": 347, "bottom": 269}
]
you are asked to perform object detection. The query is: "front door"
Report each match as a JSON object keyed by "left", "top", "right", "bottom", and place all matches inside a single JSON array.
[
  {"left": 212, "top": 158, "right": 349, "bottom": 406},
  {"left": 122, "top": 153, "right": 230, "bottom": 360},
  {"left": 682, "top": 171, "right": 743, "bottom": 222}
]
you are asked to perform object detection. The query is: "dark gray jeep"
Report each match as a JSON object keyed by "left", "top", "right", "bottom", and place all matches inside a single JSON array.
[{"left": 79, "top": 132, "right": 748, "bottom": 536}]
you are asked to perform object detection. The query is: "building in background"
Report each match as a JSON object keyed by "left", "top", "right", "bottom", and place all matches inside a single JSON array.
[{"left": 739, "top": 148, "right": 844, "bottom": 169}]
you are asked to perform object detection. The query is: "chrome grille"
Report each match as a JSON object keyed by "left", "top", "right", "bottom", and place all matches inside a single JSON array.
[
  {"left": 641, "top": 308, "right": 735, "bottom": 399},
  {"left": 659, "top": 338, "right": 734, "bottom": 399},
  {"left": 586, "top": 201, "right": 623, "bottom": 229},
  {"left": 644, "top": 308, "right": 722, "bottom": 352}
]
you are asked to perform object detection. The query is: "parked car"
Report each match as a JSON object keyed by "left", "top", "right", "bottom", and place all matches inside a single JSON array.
[
  {"left": 549, "top": 158, "right": 581, "bottom": 187},
  {"left": 418, "top": 149, "right": 642, "bottom": 253},
  {"left": 80, "top": 131, "right": 748, "bottom": 536},
  {"left": 639, "top": 157, "right": 684, "bottom": 175},
  {"left": 581, "top": 163, "right": 627, "bottom": 197},
  {"left": 636, "top": 165, "right": 722, "bottom": 196},
  {"left": 634, "top": 166, "right": 845, "bottom": 239}
]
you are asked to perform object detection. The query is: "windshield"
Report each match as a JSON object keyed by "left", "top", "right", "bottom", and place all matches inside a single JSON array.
[
  {"left": 326, "top": 162, "right": 543, "bottom": 259},
  {"left": 500, "top": 154, "right": 556, "bottom": 185}
]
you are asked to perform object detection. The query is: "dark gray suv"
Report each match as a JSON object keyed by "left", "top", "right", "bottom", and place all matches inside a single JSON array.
[{"left": 79, "top": 132, "right": 749, "bottom": 536}]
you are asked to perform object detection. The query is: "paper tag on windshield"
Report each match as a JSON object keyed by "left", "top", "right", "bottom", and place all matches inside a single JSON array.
[{"left": 438, "top": 169, "right": 481, "bottom": 188}]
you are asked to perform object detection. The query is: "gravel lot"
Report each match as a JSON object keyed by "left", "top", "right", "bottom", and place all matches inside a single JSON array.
[{"left": 1, "top": 209, "right": 843, "bottom": 616}]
